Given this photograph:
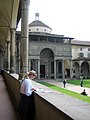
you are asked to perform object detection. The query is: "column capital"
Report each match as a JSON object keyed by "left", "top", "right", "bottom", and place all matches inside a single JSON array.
[
  {"left": 6, "top": 41, "right": 11, "bottom": 44},
  {"left": 10, "top": 28, "right": 16, "bottom": 32},
  {"left": 38, "top": 58, "right": 40, "bottom": 61},
  {"left": 21, "top": 0, "right": 30, "bottom": 5}
]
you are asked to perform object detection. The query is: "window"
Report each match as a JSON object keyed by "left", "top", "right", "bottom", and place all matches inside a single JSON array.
[
  {"left": 58, "top": 62, "right": 62, "bottom": 73},
  {"left": 79, "top": 53, "right": 84, "bottom": 57},
  {"left": 30, "top": 36, "right": 38, "bottom": 41},
  {"left": 88, "top": 53, "right": 90, "bottom": 57},
  {"left": 80, "top": 48, "right": 82, "bottom": 51},
  {"left": 88, "top": 48, "right": 90, "bottom": 51}
]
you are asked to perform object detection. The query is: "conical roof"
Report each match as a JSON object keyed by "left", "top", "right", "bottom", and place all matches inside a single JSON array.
[
  {"left": 29, "top": 20, "right": 52, "bottom": 30},
  {"left": 29, "top": 12, "right": 52, "bottom": 31}
]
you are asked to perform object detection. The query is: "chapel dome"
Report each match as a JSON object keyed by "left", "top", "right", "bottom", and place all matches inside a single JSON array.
[{"left": 29, "top": 13, "right": 52, "bottom": 34}]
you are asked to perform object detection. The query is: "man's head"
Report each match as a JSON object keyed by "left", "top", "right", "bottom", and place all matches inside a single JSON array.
[{"left": 28, "top": 70, "right": 37, "bottom": 79}]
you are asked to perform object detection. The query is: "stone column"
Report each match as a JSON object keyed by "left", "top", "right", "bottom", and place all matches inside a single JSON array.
[
  {"left": 7, "top": 41, "right": 10, "bottom": 71},
  {"left": 79, "top": 64, "right": 81, "bottom": 75},
  {"left": 54, "top": 59, "right": 56, "bottom": 79},
  {"left": 18, "top": 38, "right": 20, "bottom": 74},
  {"left": 35, "top": 59, "right": 37, "bottom": 71},
  {"left": 28, "top": 59, "right": 31, "bottom": 71},
  {"left": 10, "top": 28, "right": 16, "bottom": 73},
  {"left": 48, "top": 60, "right": 50, "bottom": 78},
  {"left": 6, "top": 30, "right": 11, "bottom": 72},
  {"left": 38, "top": 59, "right": 40, "bottom": 80},
  {"left": 20, "top": 0, "right": 30, "bottom": 78},
  {"left": 70, "top": 59, "right": 72, "bottom": 78},
  {"left": 62, "top": 59, "right": 65, "bottom": 80}
]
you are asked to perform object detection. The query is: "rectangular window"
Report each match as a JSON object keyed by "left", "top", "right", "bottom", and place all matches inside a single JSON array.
[
  {"left": 88, "top": 53, "right": 90, "bottom": 57},
  {"left": 88, "top": 48, "right": 90, "bottom": 51},
  {"left": 73, "top": 70, "right": 75, "bottom": 73},
  {"left": 79, "top": 53, "right": 84, "bottom": 57},
  {"left": 80, "top": 48, "right": 82, "bottom": 51},
  {"left": 58, "top": 62, "right": 62, "bottom": 73}
]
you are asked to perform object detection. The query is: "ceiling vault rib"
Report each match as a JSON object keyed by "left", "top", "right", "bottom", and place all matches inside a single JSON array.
[
  {"left": 11, "top": 0, "right": 15, "bottom": 27},
  {"left": 0, "top": 12, "right": 10, "bottom": 26},
  {"left": 0, "top": 26, "right": 10, "bottom": 28}
]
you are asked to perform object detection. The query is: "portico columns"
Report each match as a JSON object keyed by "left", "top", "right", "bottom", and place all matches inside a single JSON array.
[
  {"left": 54, "top": 59, "right": 56, "bottom": 79},
  {"left": 79, "top": 61, "right": 82, "bottom": 75},
  {"left": 6, "top": 30, "right": 10, "bottom": 71},
  {"left": 70, "top": 59, "right": 72, "bottom": 78},
  {"left": 20, "top": 0, "right": 30, "bottom": 78},
  {"left": 7, "top": 41, "right": 10, "bottom": 71},
  {"left": 38, "top": 59, "right": 40, "bottom": 79},
  {"left": 62, "top": 59, "right": 65, "bottom": 80},
  {"left": 10, "top": 28, "right": 16, "bottom": 73}
]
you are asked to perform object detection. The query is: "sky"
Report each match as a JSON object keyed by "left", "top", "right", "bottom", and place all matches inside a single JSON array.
[{"left": 17, "top": 0, "right": 90, "bottom": 41}]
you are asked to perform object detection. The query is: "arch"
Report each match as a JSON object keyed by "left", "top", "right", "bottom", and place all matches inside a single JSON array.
[
  {"left": 40, "top": 48, "right": 54, "bottom": 59},
  {"left": 40, "top": 48, "right": 54, "bottom": 78},
  {"left": 73, "top": 62, "right": 79, "bottom": 69},
  {"left": 81, "top": 62, "right": 89, "bottom": 78},
  {"left": 64, "top": 59, "right": 70, "bottom": 78},
  {"left": 73, "top": 62, "right": 79, "bottom": 78},
  {"left": 0, "top": 12, "right": 10, "bottom": 26},
  {"left": 0, "top": 12, "right": 10, "bottom": 47}
]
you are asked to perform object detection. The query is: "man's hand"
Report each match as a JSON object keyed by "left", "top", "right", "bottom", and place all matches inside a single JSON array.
[{"left": 32, "top": 88, "right": 36, "bottom": 92}]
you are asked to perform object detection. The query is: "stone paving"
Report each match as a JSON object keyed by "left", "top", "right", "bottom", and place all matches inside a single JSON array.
[{"left": 0, "top": 75, "right": 17, "bottom": 120}]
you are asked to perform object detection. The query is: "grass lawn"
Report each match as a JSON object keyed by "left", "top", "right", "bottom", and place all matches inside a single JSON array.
[
  {"left": 37, "top": 81, "right": 90, "bottom": 104},
  {"left": 67, "top": 79, "right": 90, "bottom": 88}
]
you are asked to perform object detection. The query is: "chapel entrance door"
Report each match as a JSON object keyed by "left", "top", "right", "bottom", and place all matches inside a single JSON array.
[{"left": 40, "top": 65, "right": 45, "bottom": 78}]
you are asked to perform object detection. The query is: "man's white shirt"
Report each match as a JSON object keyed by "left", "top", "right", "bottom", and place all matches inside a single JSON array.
[{"left": 20, "top": 78, "right": 33, "bottom": 96}]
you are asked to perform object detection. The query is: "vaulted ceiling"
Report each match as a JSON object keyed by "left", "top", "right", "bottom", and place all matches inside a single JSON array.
[{"left": 0, "top": 0, "right": 21, "bottom": 52}]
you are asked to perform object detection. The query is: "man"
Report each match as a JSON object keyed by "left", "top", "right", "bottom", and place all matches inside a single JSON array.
[{"left": 18, "top": 70, "right": 37, "bottom": 120}]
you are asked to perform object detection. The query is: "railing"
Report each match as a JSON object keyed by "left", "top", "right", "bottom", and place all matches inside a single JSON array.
[
  {"left": 2, "top": 71, "right": 20, "bottom": 119},
  {"left": 34, "top": 93, "right": 73, "bottom": 120},
  {"left": 2, "top": 70, "right": 90, "bottom": 120}
]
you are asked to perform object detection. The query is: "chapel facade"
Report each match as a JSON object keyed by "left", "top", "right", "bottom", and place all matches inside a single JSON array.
[{"left": 16, "top": 13, "right": 74, "bottom": 79}]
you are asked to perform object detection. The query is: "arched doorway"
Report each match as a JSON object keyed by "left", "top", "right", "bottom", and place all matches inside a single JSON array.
[
  {"left": 64, "top": 59, "right": 70, "bottom": 78},
  {"left": 40, "top": 48, "right": 54, "bottom": 78},
  {"left": 81, "top": 62, "right": 89, "bottom": 78},
  {"left": 73, "top": 62, "right": 79, "bottom": 78}
]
